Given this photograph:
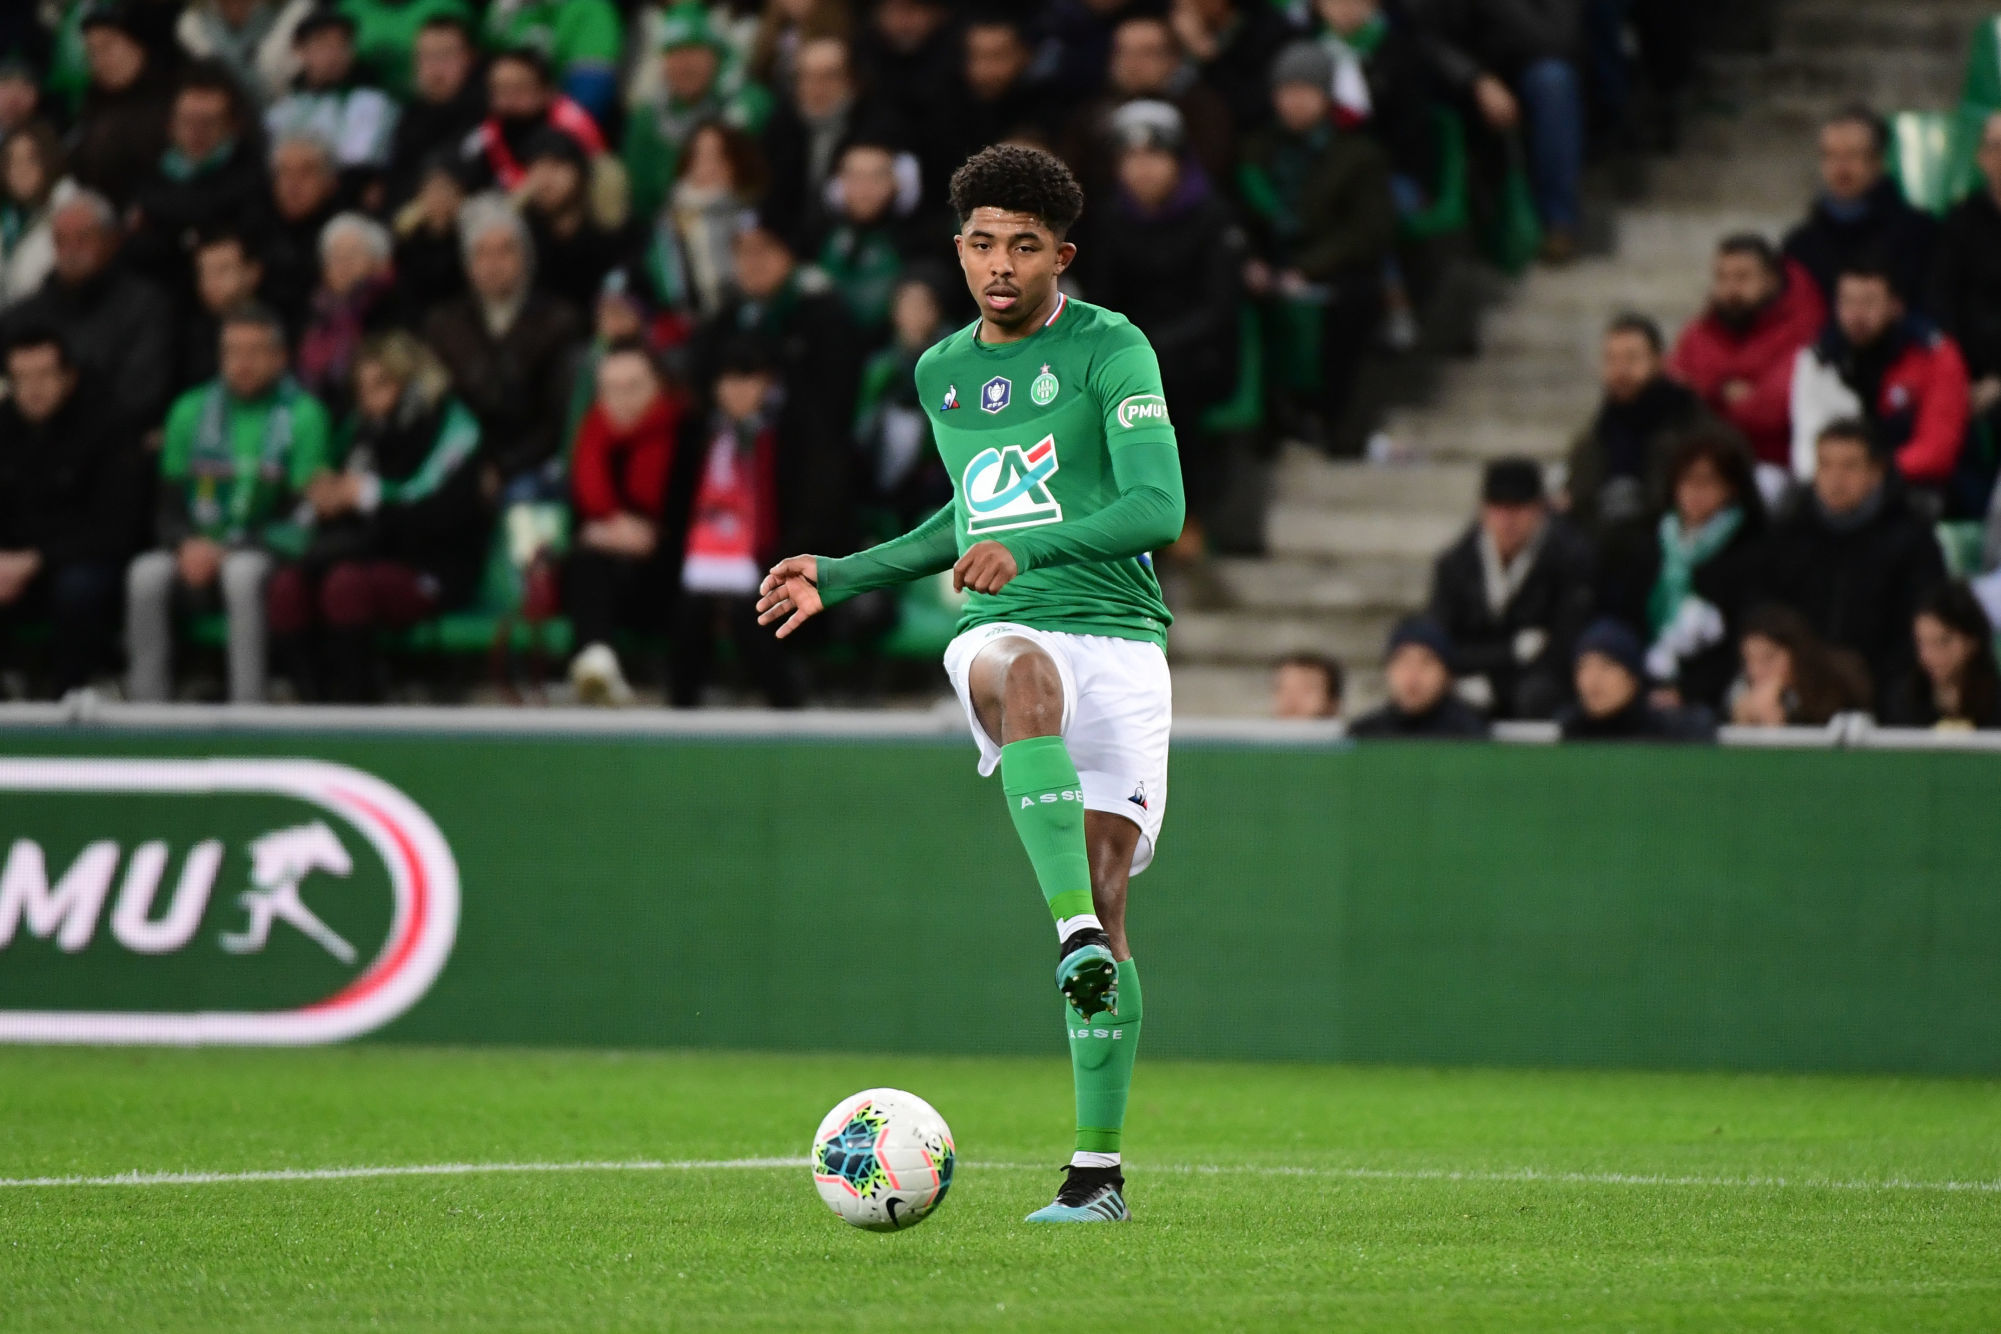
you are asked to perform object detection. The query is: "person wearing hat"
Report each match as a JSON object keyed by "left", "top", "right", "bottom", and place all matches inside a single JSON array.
[
  {"left": 1348, "top": 616, "right": 1490, "bottom": 738},
  {"left": 67, "top": 3, "right": 176, "bottom": 208},
  {"left": 482, "top": 0, "right": 623, "bottom": 125},
  {"left": 1556, "top": 618, "right": 1717, "bottom": 741},
  {"left": 1237, "top": 38, "right": 1397, "bottom": 448},
  {"left": 622, "top": 2, "right": 774, "bottom": 221},
  {"left": 1426, "top": 455, "right": 1595, "bottom": 720},
  {"left": 265, "top": 6, "right": 400, "bottom": 179}
]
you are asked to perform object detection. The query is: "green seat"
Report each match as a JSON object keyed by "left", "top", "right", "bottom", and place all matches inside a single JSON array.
[
  {"left": 1962, "top": 15, "right": 2001, "bottom": 115},
  {"left": 1887, "top": 109, "right": 1983, "bottom": 216},
  {"left": 1398, "top": 106, "right": 1471, "bottom": 241},
  {"left": 877, "top": 571, "right": 964, "bottom": 660},
  {"left": 1936, "top": 521, "right": 1987, "bottom": 579},
  {"left": 1201, "top": 304, "right": 1265, "bottom": 435}
]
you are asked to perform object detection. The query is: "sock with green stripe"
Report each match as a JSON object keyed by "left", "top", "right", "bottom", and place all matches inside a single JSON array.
[
  {"left": 1000, "top": 736, "right": 1100, "bottom": 931},
  {"left": 1069, "top": 957, "right": 1142, "bottom": 1166}
]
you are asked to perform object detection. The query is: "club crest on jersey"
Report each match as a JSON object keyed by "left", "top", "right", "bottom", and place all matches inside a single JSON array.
[
  {"left": 941, "top": 384, "right": 959, "bottom": 411},
  {"left": 980, "top": 376, "right": 1012, "bottom": 413},
  {"left": 963, "top": 434, "right": 1062, "bottom": 533},
  {"left": 1031, "top": 364, "right": 1060, "bottom": 406}
]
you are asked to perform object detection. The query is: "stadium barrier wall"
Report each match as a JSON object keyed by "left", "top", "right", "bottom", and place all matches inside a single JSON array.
[{"left": 0, "top": 708, "right": 1997, "bottom": 1074}]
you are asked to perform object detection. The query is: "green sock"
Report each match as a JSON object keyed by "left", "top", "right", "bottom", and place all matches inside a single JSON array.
[
  {"left": 1069, "top": 958, "right": 1143, "bottom": 1157},
  {"left": 1000, "top": 736, "right": 1094, "bottom": 922}
]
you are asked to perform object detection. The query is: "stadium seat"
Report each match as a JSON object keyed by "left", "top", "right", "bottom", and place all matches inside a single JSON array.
[
  {"left": 1886, "top": 109, "right": 1983, "bottom": 216},
  {"left": 1936, "top": 520, "right": 1987, "bottom": 579},
  {"left": 1961, "top": 14, "right": 2001, "bottom": 115}
]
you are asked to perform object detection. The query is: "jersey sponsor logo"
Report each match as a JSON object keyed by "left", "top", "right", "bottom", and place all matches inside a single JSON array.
[
  {"left": 964, "top": 434, "right": 1063, "bottom": 534},
  {"left": 941, "top": 384, "right": 959, "bottom": 411},
  {"left": 1114, "top": 393, "right": 1170, "bottom": 429},
  {"left": 1031, "top": 363, "right": 1060, "bottom": 406},
  {"left": 980, "top": 376, "right": 1012, "bottom": 413}
]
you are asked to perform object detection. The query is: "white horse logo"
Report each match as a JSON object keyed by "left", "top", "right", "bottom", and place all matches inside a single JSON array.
[{"left": 219, "top": 821, "right": 357, "bottom": 964}]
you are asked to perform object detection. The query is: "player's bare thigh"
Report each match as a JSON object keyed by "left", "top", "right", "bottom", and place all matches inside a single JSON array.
[{"left": 967, "top": 636, "right": 1064, "bottom": 744}]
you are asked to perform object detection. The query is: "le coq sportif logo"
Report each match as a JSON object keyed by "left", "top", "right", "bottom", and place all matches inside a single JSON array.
[{"left": 0, "top": 758, "right": 458, "bottom": 1044}]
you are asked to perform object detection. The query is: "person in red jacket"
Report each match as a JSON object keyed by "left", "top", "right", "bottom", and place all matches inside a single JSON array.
[
  {"left": 565, "top": 340, "right": 681, "bottom": 705},
  {"left": 1788, "top": 259, "right": 1970, "bottom": 507},
  {"left": 1668, "top": 234, "right": 1824, "bottom": 486}
]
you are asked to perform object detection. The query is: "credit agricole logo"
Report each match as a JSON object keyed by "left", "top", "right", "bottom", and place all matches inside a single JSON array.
[{"left": 0, "top": 758, "right": 459, "bottom": 1043}]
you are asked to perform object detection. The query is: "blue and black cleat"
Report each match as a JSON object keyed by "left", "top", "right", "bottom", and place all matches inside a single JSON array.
[
  {"left": 1056, "top": 926, "right": 1117, "bottom": 1017},
  {"left": 1024, "top": 1164, "right": 1129, "bottom": 1222}
]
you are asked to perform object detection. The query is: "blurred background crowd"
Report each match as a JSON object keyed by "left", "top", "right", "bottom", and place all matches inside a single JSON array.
[{"left": 0, "top": 0, "right": 1992, "bottom": 735}]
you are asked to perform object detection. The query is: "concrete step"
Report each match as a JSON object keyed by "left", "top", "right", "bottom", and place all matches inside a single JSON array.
[
  {"left": 1169, "top": 662, "right": 1387, "bottom": 717},
  {"left": 1170, "top": 608, "right": 1401, "bottom": 665},
  {"left": 1264, "top": 505, "right": 1465, "bottom": 560},
  {"left": 1779, "top": 2, "right": 1991, "bottom": 58},
  {"left": 1212, "top": 554, "right": 1436, "bottom": 611},
  {"left": 1268, "top": 455, "right": 1483, "bottom": 513},
  {"left": 1379, "top": 412, "right": 1569, "bottom": 461},
  {"left": 1709, "top": 51, "right": 1962, "bottom": 112},
  {"left": 1408, "top": 376, "right": 1599, "bottom": 425}
]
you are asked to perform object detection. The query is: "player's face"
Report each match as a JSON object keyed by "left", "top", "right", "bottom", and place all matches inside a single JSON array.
[{"left": 955, "top": 206, "right": 1075, "bottom": 331}]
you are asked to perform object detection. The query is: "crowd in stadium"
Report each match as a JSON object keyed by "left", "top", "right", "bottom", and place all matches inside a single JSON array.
[{"left": 0, "top": 0, "right": 1993, "bottom": 732}]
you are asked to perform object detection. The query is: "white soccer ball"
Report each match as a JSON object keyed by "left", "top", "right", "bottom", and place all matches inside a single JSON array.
[{"left": 811, "top": 1087, "right": 956, "bottom": 1231}]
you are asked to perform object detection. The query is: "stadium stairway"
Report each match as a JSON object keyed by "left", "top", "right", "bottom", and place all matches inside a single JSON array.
[{"left": 1168, "top": 0, "right": 1977, "bottom": 717}]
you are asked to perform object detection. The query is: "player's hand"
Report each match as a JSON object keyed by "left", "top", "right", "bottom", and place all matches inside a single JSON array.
[
  {"left": 757, "top": 554, "right": 823, "bottom": 639},
  {"left": 952, "top": 540, "right": 1018, "bottom": 595}
]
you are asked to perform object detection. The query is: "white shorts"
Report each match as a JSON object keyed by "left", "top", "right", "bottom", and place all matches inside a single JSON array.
[{"left": 942, "top": 621, "right": 1171, "bottom": 875}]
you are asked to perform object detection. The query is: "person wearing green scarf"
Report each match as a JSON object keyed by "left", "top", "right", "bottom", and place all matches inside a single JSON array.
[
  {"left": 127, "top": 305, "right": 331, "bottom": 704},
  {"left": 621, "top": 3, "right": 773, "bottom": 220},
  {"left": 1634, "top": 431, "right": 1766, "bottom": 706}
]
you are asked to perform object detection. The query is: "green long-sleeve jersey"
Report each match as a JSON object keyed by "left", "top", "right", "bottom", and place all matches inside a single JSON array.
[{"left": 817, "top": 294, "right": 1184, "bottom": 647}]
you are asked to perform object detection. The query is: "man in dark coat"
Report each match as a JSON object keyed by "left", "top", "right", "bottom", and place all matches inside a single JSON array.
[
  {"left": 384, "top": 12, "right": 486, "bottom": 209},
  {"left": 1752, "top": 418, "right": 1948, "bottom": 716},
  {"left": 1173, "top": 0, "right": 1301, "bottom": 138},
  {"left": 1782, "top": 106, "right": 1937, "bottom": 311},
  {"left": 1347, "top": 615, "right": 1489, "bottom": 738},
  {"left": 1428, "top": 456, "right": 1596, "bottom": 720},
  {"left": 1566, "top": 313, "right": 1709, "bottom": 536},
  {"left": 4, "top": 189, "right": 175, "bottom": 436},
  {"left": 67, "top": 4, "right": 176, "bottom": 208},
  {"left": 126, "top": 61, "right": 270, "bottom": 299},
  {"left": 1556, "top": 618, "right": 1717, "bottom": 741},
  {"left": 1930, "top": 110, "right": 2001, "bottom": 442},
  {"left": 0, "top": 329, "right": 141, "bottom": 695},
  {"left": 261, "top": 130, "right": 345, "bottom": 333},
  {"left": 947, "top": 16, "right": 1058, "bottom": 167}
]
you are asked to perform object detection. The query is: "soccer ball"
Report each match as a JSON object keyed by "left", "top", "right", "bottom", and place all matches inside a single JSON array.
[{"left": 811, "top": 1088, "right": 956, "bottom": 1231}]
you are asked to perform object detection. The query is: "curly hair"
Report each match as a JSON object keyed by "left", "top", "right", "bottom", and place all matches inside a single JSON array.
[{"left": 948, "top": 144, "right": 1086, "bottom": 237}]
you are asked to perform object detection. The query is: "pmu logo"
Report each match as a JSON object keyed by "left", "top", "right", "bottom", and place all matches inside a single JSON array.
[
  {"left": 0, "top": 758, "right": 459, "bottom": 1044},
  {"left": 963, "top": 435, "right": 1063, "bottom": 534},
  {"left": 1115, "top": 394, "right": 1170, "bottom": 429}
]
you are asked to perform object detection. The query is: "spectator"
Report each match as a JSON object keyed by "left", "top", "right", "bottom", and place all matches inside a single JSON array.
[
  {"left": 1754, "top": 419, "right": 1946, "bottom": 714},
  {"left": 761, "top": 37, "right": 880, "bottom": 253},
  {"left": 640, "top": 120, "right": 765, "bottom": 328},
  {"left": 1348, "top": 615, "right": 1488, "bottom": 737},
  {"left": 127, "top": 62, "right": 267, "bottom": 294},
  {"left": 481, "top": 0, "right": 623, "bottom": 126},
  {"left": 340, "top": 0, "right": 475, "bottom": 103},
  {"left": 1237, "top": 40, "right": 1396, "bottom": 445},
  {"left": 692, "top": 220, "right": 860, "bottom": 556},
  {"left": 1889, "top": 581, "right": 2001, "bottom": 731},
  {"left": 422, "top": 195, "right": 581, "bottom": 498},
  {"left": 1061, "top": 16, "right": 1235, "bottom": 193},
  {"left": 564, "top": 342, "right": 683, "bottom": 707},
  {"left": 1080, "top": 100, "right": 1244, "bottom": 539},
  {"left": 856, "top": 0, "right": 960, "bottom": 206},
  {"left": 264, "top": 8, "right": 400, "bottom": 187},
  {"left": 517, "top": 129, "right": 632, "bottom": 313},
  {"left": 1171, "top": 0, "right": 1299, "bottom": 138},
  {"left": 4, "top": 188, "right": 175, "bottom": 435},
  {"left": 948, "top": 15, "right": 1056, "bottom": 169},
  {"left": 1597, "top": 428, "right": 1767, "bottom": 711},
  {"left": 129, "top": 303, "right": 332, "bottom": 704},
  {"left": 181, "top": 227, "right": 265, "bottom": 389},
  {"left": 1557, "top": 618, "right": 1717, "bottom": 740},
  {"left": 261, "top": 131, "right": 343, "bottom": 328},
  {"left": 0, "top": 121, "right": 62, "bottom": 308},
  {"left": 0, "top": 328, "right": 138, "bottom": 696},
  {"left": 68, "top": 4, "right": 175, "bottom": 208},
  {"left": 1421, "top": 0, "right": 1586, "bottom": 262},
  {"left": 1932, "top": 112, "right": 2001, "bottom": 471},
  {"left": 0, "top": 55, "right": 47, "bottom": 139},
  {"left": 295, "top": 211, "right": 395, "bottom": 416},
  {"left": 1726, "top": 603, "right": 1873, "bottom": 727},
  {"left": 853, "top": 273, "right": 952, "bottom": 535},
  {"left": 624, "top": 3, "right": 774, "bottom": 222},
  {"left": 384, "top": 13, "right": 484, "bottom": 209},
  {"left": 672, "top": 337, "right": 803, "bottom": 709},
  {"left": 748, "top": 0, "right": 853, "bottom": 91},
  {"left": 284, "top": 331, "right": 487, "bottom": 700},
  {"left": 389, "top": 150, "right": 468, "bottom": 314},
  {"left": 463, "top": 46, "right": 606, "bottom": 196},
  {"left": 1782, "top": 106, "right": 1936, "bottom": 311},
  {"left": 814, "top": 139, "right": 923, "bottom": 335},
  {"left": 1565, "top": 313, "right": 1707, "bottom": 536},
  {"left": 1428, "top": 456, "right": 1594, "bottom": 720},
  {"left": 1311, "top": 0, "right": 1436, "bottom": 195},
  {"left": 1271, "top": 650, "right": 1344, "bottom": 720},
  {"left": 175, "top": 0, "right": 313, "bottom": 105},
  {"left": 1669, "top": 234, "right": 1825, "bottom": 489},
  {"left": 1789, "top": 260, "right": 1969, "bottom": 503}
]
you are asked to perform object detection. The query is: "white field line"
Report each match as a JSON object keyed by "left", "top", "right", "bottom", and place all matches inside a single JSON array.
[{"left": 1, "top": 1157, "right": 1997, "bottom": 1194}]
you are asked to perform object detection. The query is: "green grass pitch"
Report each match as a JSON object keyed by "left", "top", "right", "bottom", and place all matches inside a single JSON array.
[{"left": 3, "top": 1047, "right": 1998, "bottom": 1331}]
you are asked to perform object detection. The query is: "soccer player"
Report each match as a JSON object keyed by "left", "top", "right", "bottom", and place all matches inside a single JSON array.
[{"left": 757, "top": 144, "right": 1182, "bottom": 1224}]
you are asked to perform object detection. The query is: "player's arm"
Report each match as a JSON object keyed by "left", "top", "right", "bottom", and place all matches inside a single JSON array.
[
  {"left": 955, "top": 335, "right": 1185, "bottom": 593},
  {"left": 756, "top": 503, "right": 958, "bottom": 638}
]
